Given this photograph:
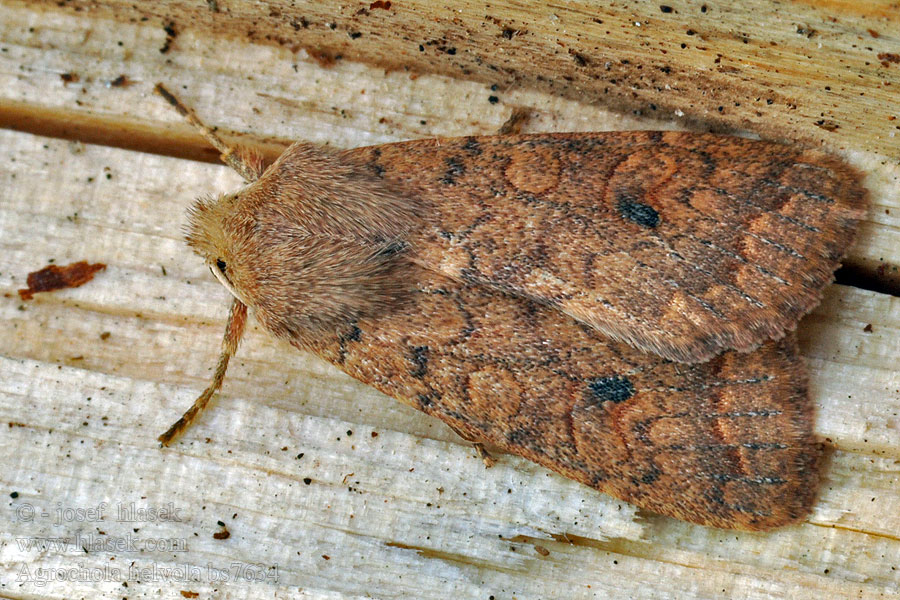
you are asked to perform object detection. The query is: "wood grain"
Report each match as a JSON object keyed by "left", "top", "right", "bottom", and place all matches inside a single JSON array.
[
  {"left": 0, "top": 1, "right": 898, "bottom": 598},
  {"left": 9, "top": 0, "right": 900, "bottom": 160}
]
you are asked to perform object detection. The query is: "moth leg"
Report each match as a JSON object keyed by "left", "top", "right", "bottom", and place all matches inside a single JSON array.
[
  {"left": 447, "top": 424, "right": 497, "bottom": 468},
  {"left": 473, "top": 443, "right": 497, "bottom": 468},
  {"left": 154, "top": 83, "right": 265, "bottom": 183},
  {"left": 158, "top": 298, "right": 248, "bottom": 446}
]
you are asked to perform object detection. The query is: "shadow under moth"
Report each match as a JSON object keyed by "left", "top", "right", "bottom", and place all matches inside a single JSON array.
[{"left": 155, "top": 84, "right": 867, "bottom": 531}]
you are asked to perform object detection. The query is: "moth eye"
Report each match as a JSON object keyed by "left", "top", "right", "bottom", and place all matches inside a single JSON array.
[{"left": 216, "top": 259, "right": 227, "bottom": 274}]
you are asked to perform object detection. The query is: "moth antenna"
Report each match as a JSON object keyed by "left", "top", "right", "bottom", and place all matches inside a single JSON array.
[
  {"left": 155, "top": 83, "right": 264, "bottom": 182},
  {"left": 158, "top": 298, "right": 248, "bottom": 446}
]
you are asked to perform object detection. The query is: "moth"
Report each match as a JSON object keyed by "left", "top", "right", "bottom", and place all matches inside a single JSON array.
[{"left": 154, "top": 85, "right": 867, "bottom": 530}]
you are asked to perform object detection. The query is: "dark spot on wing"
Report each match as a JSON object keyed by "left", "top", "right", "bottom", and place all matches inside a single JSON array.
[
  {"left": 417, "top": 393, "right": 436, "bottom": 409},
  {"left": 375, "top": 240, "right": 408, "bottom": 258},
  {"left": 616, "top": 192, "right": 660, "bottom": 228},
  {"left": 585, "top": 375, "right": 635, "bottom": 406},
  {"left": 410, "top": 345, "right": 429, "bottom": 378},
  {"left": 639, "top": 467, "right": 661, "bottom": 484},
  {"left": 337, "top": 325, "right": 363, "bottom": 363},
  {"left": 441, "top": 157, "right": 466, "bottom": 185}
]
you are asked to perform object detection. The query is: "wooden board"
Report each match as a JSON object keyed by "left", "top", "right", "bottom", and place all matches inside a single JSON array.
[
  {"left": 0, "top": 2, "right": 898, "bottom": 599},
  {"left": 11, "top": 0, "right": 900, "bottom": 159}
]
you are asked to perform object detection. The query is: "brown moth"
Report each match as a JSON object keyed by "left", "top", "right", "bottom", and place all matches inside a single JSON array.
[{"left": 155, "top": 85, "right": 867, "bottom": 530}]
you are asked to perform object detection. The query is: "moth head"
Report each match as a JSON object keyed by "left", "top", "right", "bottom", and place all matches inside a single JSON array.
[
  {"left": 185, "top": 193, "right": 249, "bottom": 304},
  {"left": 182, "top": 143, "right": 422, "bottom": 346}
]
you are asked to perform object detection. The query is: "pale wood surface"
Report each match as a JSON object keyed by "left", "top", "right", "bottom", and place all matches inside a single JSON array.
[
  {"left": 0, "top": 2, "right": 898, "bottom": 599},
  {"left": 12, "top": 0, "right": 900, "bottom": 160}
]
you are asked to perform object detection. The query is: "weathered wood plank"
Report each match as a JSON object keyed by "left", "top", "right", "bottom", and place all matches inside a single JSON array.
[
  {"left": 1, "top": 0, "right": 899, "bottom": 597},
  {"left": 10, "top": 0, "right": 900, "bottom": 160}
]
